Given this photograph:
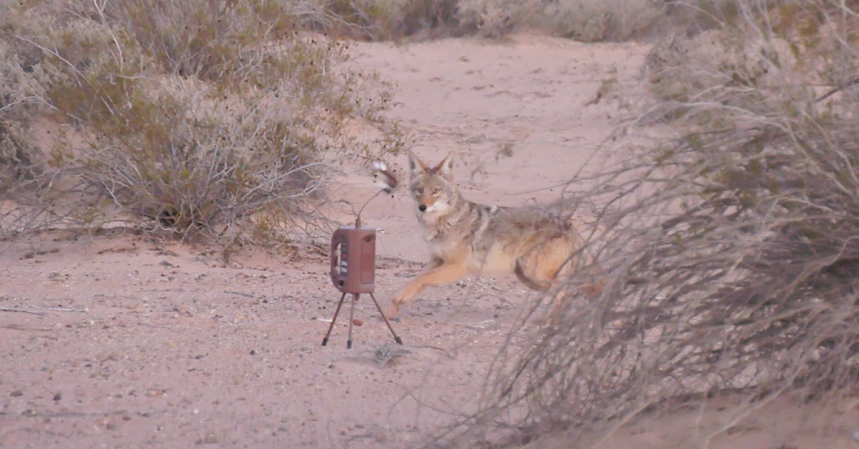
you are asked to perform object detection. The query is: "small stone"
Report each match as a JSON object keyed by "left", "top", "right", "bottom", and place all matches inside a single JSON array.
[
  {"left": 53, "top": 393, "right": 62, "bottom": 401},
  {"left": 97, "top": 353, "right": 119, "bottom": 363},
  {"left": 249, "top": 350, "right": 256, "bottom": 355},
  {"left": 145, "top": 389, "right": 163, "bottom": 397},
  {"left": 10, "top": 390, "right": 23, "bottom": 397},
  {"left": 352, "top": 319, "right": 363, "bottom": 327}
]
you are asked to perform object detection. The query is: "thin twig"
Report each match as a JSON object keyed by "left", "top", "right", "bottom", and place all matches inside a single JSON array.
[
  {"left": 815, "top": 77, "right": 859, "bottom": 103},
  {"left": 0, "top": 308, "right": 45, "bottom": 316}
]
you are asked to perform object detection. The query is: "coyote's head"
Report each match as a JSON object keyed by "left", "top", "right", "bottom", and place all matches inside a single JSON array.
[{"left": 407, "top": 151, "right": 459, "bottom": 216}]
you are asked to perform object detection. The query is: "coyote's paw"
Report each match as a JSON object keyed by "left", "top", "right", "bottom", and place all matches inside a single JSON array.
[
  {"left": 393, "top": 284, "right": 420, "bottom": 305},
  {"left": 387, "top": 281, "right": 422, "bottom": 318},
  {"left": 384, "top": 304, "right": 401, "bottom": 319}
]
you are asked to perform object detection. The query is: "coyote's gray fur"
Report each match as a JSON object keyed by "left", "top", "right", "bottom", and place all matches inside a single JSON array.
[{"left": 386, "top": 151, "right": 599, "bottom": 318}]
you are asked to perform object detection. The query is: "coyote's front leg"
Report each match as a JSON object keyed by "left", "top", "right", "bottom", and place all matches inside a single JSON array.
[{"left": 385, "top": 260, "right": 468, "bottom": 318}]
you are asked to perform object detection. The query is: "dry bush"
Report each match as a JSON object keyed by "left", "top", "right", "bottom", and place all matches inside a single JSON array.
[
  {"left": 293, "top": 0, "right": 396, "bottom": 40},
  {"left": 393, "top": 0, "right": 467, "bottom": 38},
  {"left": 436, "top": 0, "right": 859, "bottom": 447},
  {"left": 456, "top": 0, "right": 665, "bottom": 41},
  {"left": 0, "top": 16, "right": 68, "bottom": 235},
  {"left": 546, "top": 0, "right": 665, "bottom": 42},
  {"left": 318, "top": 0, "right": 752, "bottom": 43},
  {"left": 0, "top": 64, "right": 40, "bottom": 185},
  {"left": 315, "top": 0, "right": 468, "bottom": 41},
  {"left": 299, "top": 0, "right": 665, "bottom": 42},
  {"left": 0, "top": 0, "right": 399, "bottom": 243}
]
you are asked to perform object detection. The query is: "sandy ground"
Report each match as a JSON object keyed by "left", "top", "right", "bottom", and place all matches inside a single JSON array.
[{"left": 1, "top": 35, "right": 856, "bottom": 448}]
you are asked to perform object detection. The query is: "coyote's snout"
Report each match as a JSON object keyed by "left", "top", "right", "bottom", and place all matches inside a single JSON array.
[{"left": 385, "top": 151, "right": 599, "bottom": 318}]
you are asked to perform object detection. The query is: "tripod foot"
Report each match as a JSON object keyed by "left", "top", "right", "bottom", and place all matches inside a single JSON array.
[
  {"left": 347, "top": 340, "right": 352, "bottom": 349},
  {"left": 321, "top": 292, "right": 347, "bottom": 349},
  {"left": 395, "top": 336, "right": 403, "bottom": 345}
]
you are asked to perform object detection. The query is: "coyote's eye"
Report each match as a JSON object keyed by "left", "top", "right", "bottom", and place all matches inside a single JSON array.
[
  {"left": 415, "top": 188, "right": 423, "bottom": 195},
  {"left": 432, "top": 188, "right": 440, "bottom": 195}
]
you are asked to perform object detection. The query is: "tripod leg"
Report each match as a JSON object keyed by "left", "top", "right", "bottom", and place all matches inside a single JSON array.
[
  {"left": 369, "top": 293, "right": 403, "bottom": 345},
  {"left": 322, "top": 292, "right": 347, "bottom": 346},
  {"left": 347, "top": 293, "right": 358, "bottom": 349}
]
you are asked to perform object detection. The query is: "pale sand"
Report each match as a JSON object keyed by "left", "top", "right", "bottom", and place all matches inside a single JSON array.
[{"left": 1, "top": 35, "right": 853, "bottom": 448}]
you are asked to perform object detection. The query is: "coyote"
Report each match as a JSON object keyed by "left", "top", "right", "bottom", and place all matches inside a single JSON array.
[{"left": 385, "top": 151, "right": 598, "bottom": 318}]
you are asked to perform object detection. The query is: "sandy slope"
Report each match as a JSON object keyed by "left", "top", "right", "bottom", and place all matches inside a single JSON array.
[{"left": 1, "top": 35, "right": 854, "bottom": 449}]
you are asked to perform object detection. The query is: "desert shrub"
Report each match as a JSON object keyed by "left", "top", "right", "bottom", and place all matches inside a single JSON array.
[
  {"left": 440, "top": 0, "right": 859, "bottom": 447},
  {"left": 458, "top": 0, "right": 665, "bottom": 41},
  {"left": 661, "top": 0, "right": 744, "bottom": 37},
  {"left": 0, "top": 118, "right": 49, "bottom": 234},
  {"left": 455, "top": 0, "right": 665, "bottom": 41},
  {"left": 0, "top": 0, "right": 399, "bottom": 243},
  {"left": 644, "top": 1, "right": 820, "bottom": 120},
  {"left": 0, "top": 16, "right": 66, "bottom": 235},
  {"left": 0, "top": 60, "right": 40, "bottom": 183},
  {"left": 311, "top": 0, "right": 466, "bottom": 41},
  {"left": 546, "top": 0, "right": 664, "bottom": 41},
  {"left": 290, "top": 0, "right": 665, "bottom": 42},
  {"left": 394, "top": 0, "right": 466, "bottom": 38},
  {"left": 309, "top": 0, "right": 398, "bottom": 40}
]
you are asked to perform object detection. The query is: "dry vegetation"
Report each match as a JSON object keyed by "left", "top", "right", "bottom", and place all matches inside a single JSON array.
[
  {"left": 5, "top": 0, "right": 859, "bottom": 447},
  {"left": 0, "top": 0, "right": 401, "bottom": 245},
  {"left": 0, "top": 0, "right": 681, "bottom": 244},
  {"left": 317, "top": 0, "right": 669, "bottom": 41},
  {"left": 435, "top": 0, "right": 859, "bottom": 447},
  {"left": 0, "top": 0, "right": 671, "bottom": 245}
]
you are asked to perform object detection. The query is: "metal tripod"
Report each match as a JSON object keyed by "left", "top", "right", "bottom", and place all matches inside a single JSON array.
[{"left": 321, "top": 292, "right": 403, "bottom": 348}]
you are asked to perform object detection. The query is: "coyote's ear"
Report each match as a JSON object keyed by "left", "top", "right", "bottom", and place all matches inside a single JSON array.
[
  {"left": 435, "top": 153, "right": 455, "bottom": 180},
  {"left": 408, "top": 151, "right": 428, "bottom": 178}
]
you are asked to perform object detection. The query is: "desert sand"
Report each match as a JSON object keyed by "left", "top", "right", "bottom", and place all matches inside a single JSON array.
[{"left": 1, "top": 34, "right": 855, "bottom": 448}]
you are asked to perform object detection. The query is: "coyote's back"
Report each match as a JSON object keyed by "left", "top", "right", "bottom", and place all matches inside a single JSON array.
[{"left": 385, "top": 151, "right": 596, "bottom": 318}]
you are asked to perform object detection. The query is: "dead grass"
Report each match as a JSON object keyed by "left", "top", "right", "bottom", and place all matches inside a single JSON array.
[
  {"left": 434, "top": 0, "right": 859, "bottom": 447},
  {"left": 457, "top": 0, "right": 665, "bottom": 41},
  {"left": 0, "top": 0, "right": 401, "bottom": 246},
  {"left": 2, "top": 0, "right": 678, "bottom": 245},
  {"left": 295, "top": 0, "right": 670, "bottom": 42}
]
